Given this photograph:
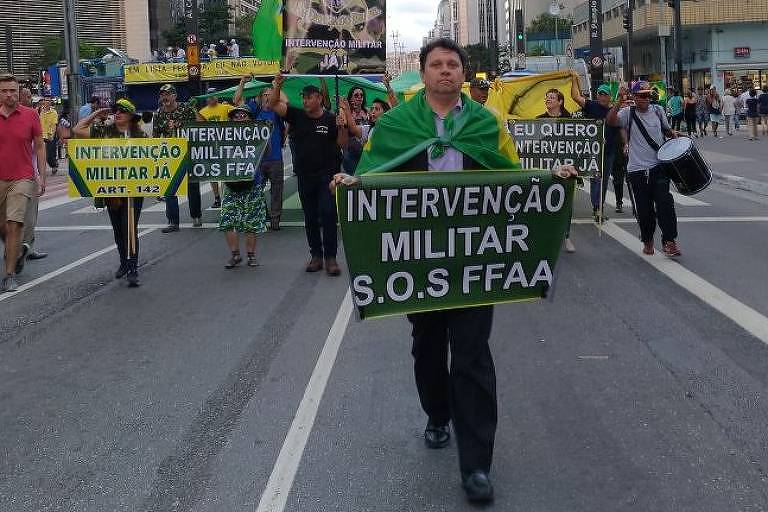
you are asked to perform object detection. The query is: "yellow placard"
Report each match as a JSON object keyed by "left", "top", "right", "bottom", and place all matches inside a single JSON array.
[
  {"left": 123, "top": 58, "right": 281, "bottom": 84},
  {"left": 68, "top": 138, "right": 189, "bottom": 198}
]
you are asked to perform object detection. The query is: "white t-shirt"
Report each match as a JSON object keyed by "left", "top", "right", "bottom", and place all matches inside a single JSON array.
[
  {"left": 618, "top": 104, "right": 670, "bottom": 172},
  {"left": 721, "top": 95, "right": 736, "bottom": 115}
]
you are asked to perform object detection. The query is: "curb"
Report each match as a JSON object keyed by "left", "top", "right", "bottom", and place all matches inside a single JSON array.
[{"left": 712, "top": 173, "right": 768, "bottom": 197}]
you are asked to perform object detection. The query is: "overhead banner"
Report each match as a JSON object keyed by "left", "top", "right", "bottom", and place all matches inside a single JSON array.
[
  {"left": 508, "top": 119, "right": 604, "bottom": 177},
  {"left": 179, "top": 121, "right": 271, "bottom": 182},
  {"left": 68, "top": 138, "right": 189, "bottom": 197},
  {"left": 123, "top": 58, "right": 281, "bottom": 84},
  {"left": 338, "top": 170, "right": 575, "bottom": 320},
  {"left": 284, "top": 0, "right": 386, "bottom": 74}
]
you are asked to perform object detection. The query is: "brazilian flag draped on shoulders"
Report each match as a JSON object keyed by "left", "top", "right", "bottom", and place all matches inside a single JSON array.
[{"left": 356, "top": 90, "right": 521, "bottom": 175}]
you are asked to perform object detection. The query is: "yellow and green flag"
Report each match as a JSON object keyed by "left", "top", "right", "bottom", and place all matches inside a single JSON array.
[
  {"left": 252, "top": 0, "right": 283, "bottom": 62},
  {"left": 357, "top": 90, "right": 520, "bottom": 174}
]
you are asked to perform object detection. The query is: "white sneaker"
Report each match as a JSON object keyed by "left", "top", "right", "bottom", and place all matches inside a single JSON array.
[{"left": 564, "top": 238, "right": 576, "bottom": 253}]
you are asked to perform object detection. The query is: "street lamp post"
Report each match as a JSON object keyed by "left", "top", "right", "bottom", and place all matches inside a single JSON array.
[
  {"left": 549, "top": 1, "right": 563, "bottom": 58},
  {"left": 63, "top": 0, "right": 81, "bottom": 121}
]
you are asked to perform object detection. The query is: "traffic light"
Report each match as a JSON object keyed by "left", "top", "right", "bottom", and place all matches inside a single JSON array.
[
  {"left": 623, "top": 10, "right": 632, "bottom": 31},
  {"left": 514, "top": 9, "right": 525, "bottom": 54}
]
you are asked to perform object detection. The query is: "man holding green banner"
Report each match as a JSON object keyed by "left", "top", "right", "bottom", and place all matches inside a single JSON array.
[{"left": 334, "top": 38, "right": 578, "bottom": 503}]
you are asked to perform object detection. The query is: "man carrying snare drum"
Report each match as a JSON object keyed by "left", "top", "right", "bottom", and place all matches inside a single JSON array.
[{"left": 607, "top": 81, "right": 683, "bottom": 257}]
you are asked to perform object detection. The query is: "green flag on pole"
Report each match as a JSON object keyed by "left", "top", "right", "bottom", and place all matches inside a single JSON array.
[{"left": 252, "top": 0, "right": 283, "bottom": 62}]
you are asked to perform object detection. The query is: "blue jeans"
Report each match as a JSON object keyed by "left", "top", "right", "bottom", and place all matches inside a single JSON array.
[
  {"left": 165, "top": 181, "right": 202, "bottom": 225},
  {"left": 590, "top": 149, "right": 616, "bottom": 210}
]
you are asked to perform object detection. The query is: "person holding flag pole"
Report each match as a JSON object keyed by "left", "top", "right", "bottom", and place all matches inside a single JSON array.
[
  {"left": 73, "top": 99, "right": 146, "bottom": 287},
  {"left": 332, "top": 38, "right": 579, "bottom": 503}
]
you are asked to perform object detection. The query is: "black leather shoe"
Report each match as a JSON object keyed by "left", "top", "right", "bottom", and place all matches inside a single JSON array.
[
  {"left": 27, "top": 251, "right": 48, "bottom": 260},
  {"left": 424, "top": 420, "right": 450, "bottom": 449},
  {"left": 115, "top": 263, "right": 129, "bottom": 279},
  {"left": 462, "top": 470, "right": 494, "bottom": 503}
]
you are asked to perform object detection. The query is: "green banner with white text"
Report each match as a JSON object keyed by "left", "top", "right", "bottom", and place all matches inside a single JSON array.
[
  {"left": 338, "top": 170, "right": 575, "bottom": 320},
  {"left": 179, "top": 121, "right": 271, "bottom": 182}
]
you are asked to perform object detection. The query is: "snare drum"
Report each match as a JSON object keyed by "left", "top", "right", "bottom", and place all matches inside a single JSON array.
[{"left": 656, "top": 137, "right": 712, "bottom": 196}]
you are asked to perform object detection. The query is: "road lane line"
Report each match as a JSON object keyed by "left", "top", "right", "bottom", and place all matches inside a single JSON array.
[
  {"left": 578, "top": 182, "right": 709, "bottom": 207},
  {"left": 601, "top": 222, "right": 768, "bottom": 345},
  {"left": 256, "top": 290, "right": 353, "bottom": 512},
  {"left": 38, "top": 195, "right": 83, "bottom": 211},
  {"left": 0, "top": 229, "right": 156, "bottom": 303}
]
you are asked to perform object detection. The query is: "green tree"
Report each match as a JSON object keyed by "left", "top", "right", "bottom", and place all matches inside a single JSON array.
[
  {"left": 526, "top": 13, "right": 573, "bottom": 36},
  {"left": 34, "top": 34, "right": 108, "bottom": 70},
  {"left": 162, "top": 22, "right": 187, "bottom": 48},
  {"left": 199, "top": 0, "right": 232, "bottom": 43},
  {"left": 463, "top": 43, "right": 492, "bottom": 79},
  {"left": 234, "top": 12, "right": 255, "bottom": 55},
  {"left": 162, "top": 1, "right": 234, "bottom": 48}
]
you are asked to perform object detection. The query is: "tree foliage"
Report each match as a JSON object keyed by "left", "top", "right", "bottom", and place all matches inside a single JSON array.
[
  {"left": 234, "top": 13, "right": 255, "bottom": 55},
  {"left": 529, "top": 45, "right": 550, "bottom": 57},
  {"left": 162, "top": 0, "right": 234, "bottom": 48},
  {"left": 463, "top": 44, "right": 492, "bottom": 79},
  {"left": 526, "top": 12, "right": 574, "bottom": 36},
  {"left": 34, "top": 34, "right": 108, "bottom": 70}
]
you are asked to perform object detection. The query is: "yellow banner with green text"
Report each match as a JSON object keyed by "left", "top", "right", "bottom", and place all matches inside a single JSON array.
[
  {"left": 67, "top": 138, "right": 189, "bottom": 197},
  {"left": 123, "top": 58, "right": 281, "bottom": 84}
]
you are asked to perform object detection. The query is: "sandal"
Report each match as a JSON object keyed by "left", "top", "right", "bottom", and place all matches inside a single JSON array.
[
  {"left": 225, "top": 252, "right": 242, "bottom": 269},
  {"left": 247, "top": 253, "right": 259, "bottom": 267}
]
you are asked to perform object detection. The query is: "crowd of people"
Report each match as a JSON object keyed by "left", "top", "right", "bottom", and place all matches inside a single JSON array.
[
  {"left": 152, "top": 39, "right": 241, "bottom": 63},
  {"left": 667, "top": 84, "right": 768, "bottom": 140},
  {"left": 3, "top": 36, "right": 763, "bottom": 502}
]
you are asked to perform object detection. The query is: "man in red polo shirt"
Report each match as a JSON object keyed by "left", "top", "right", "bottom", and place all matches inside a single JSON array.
[{"left": 0, "top": 74, "right": 46, "bottom": 292}]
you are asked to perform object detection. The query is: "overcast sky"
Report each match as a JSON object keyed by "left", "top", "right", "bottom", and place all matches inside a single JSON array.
[{"left": 386, "top": 0, "right": 441, "bottom": 50}]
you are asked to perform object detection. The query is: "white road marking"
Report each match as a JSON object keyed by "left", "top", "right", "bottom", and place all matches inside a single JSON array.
[
  {"left": 35, "top": 223, "right": 223, "bottom": 231},
  {"left": 578, "top": 181, "right": 709, "bottom": 207},
  {"left": 0, "top": 228, "right": 157, "bottom": 303},
  {"left": 571, "top": 216, "right": 768, "bottom": 225},
  {"left": 143, "top": 183, "right": 213, "bottom": 212},
  {"left": 256, "top": 291, "right": 353, "bottom": 512},
  {"left": 38, "top": 195, "right": 83, "bottom": 211},
  {"left": 601, "top": 222, "right": 768, "bottom": 345}
]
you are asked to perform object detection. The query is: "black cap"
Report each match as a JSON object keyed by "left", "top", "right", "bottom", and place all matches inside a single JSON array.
[
  {"left": 301, "top": 85, "right": 321, "bottom": 96},
  {"left": 470, "top": 78, "right": 490, "bottom": 89}
]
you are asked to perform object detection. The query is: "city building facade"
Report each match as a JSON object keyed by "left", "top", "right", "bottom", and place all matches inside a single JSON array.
[
  {"left": 0, "top": 0, "right": 153, "bottom": 79},
  {"left": 572, "top": 0, "right": 768, "bottom": 91}
]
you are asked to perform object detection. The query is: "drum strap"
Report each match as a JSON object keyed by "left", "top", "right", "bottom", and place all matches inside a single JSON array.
[{"left": 628, "top": 106, "right": 662, "bottom": 152}]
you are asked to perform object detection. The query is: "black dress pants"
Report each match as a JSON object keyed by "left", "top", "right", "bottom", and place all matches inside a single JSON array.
[
  {"left": 107, "top": 198, "right": 143, "bottom": 269},
  {"left": 627, "top": 167, "right": 678, "bottom": 243},
  {"left": 297, "top": 174, "right": 337, "bottom": 258},
  {"left": 407, "top": 305, "right": 497, "bottom": 474}
]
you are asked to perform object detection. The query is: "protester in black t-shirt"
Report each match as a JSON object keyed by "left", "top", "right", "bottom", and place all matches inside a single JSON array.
[{"left": 268, "top": 73, "right": 349, "bottom": 275}]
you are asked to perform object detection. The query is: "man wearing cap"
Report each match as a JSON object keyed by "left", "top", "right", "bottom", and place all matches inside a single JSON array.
[
  {"left": 607, "top": 81, "right": 682, "bottom": 257},
  {"left": 198, "top": 88, "right": 233, "bottom": 209},
  {"left": 0, "top": 74, "right": 46, "bottom": 292},
  {"left": 154, "top": 83, "right": 203, "bottom": 231},
  {"left": 469, "top": 78, "right": 490, "bottom": 105},
  {"left": 268, "top": 73, "right": 347, "bottom": 275},
  {"left": 570, "top": 74, "right": 618, "bottom": 222}
]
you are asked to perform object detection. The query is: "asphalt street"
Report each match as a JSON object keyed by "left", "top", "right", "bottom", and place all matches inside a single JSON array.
[{"left": 1, "top": 139, "right": 768, "bottom": 511}]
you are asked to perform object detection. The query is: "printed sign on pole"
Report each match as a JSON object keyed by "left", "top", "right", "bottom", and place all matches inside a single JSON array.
[
  {"left": 508, "top": 119, "right": 605, "bottom": 178},
  {"left": 179, "top": 121, "right": 271, "bottom": 182},
  {"left": 283, "top": 0, "right": 386, "bottom": 74},
  {"left": 68, "top": 138, "right": 189, "bottom": 197},
  {"left": 337, "top": 170, "right": 575, "bottom": 320}
]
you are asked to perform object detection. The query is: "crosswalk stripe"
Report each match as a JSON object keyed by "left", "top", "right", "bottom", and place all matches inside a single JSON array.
[{"left": 578, "top": 179, "right": 710, "bottom": 208}]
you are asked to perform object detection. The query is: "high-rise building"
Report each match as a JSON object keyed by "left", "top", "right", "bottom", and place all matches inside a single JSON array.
[
  {"left": 0, "top": 0, "right": 152, "bottom": 78},
  {"left": 572, "top": 0, "right": 768, "bottom": 91}
]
